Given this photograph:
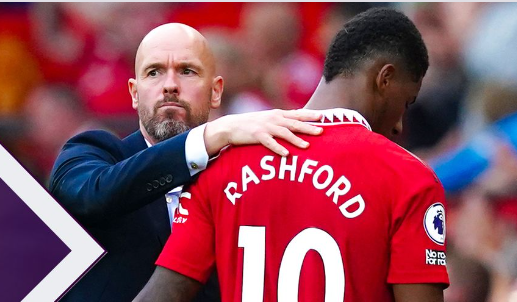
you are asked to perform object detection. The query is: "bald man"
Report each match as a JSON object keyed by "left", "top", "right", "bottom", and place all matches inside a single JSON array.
[{"left": 49, "top": 23, "right": 322, "bottom": 302}]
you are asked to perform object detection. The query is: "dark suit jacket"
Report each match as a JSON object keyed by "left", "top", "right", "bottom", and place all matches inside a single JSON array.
[{"left": 49, "top": 130, "right": 220, "bottom": 302}]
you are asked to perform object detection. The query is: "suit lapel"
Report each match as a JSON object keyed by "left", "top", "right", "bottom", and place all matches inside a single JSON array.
[
  {"left": 121, "top": 130, "right": 148, "bottom": 158},
  {"left": 122, "top": 130, "right": 171, "bottom": 245},
  {"left": 150, "top": 195, "right": 172, "bottom": 245}
]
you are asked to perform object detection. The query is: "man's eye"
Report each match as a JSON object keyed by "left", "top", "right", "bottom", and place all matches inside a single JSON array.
[
  {"left": 148, "top": 70, "right": 158, "bottom": 77},
  {"left": 182, "top": 68, "right": 196, "bottom": 75}
]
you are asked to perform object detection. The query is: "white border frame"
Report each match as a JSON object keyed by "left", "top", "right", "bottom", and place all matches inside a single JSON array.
[{"left": 0, "top": 145, "right": 105, "bottom": 302}]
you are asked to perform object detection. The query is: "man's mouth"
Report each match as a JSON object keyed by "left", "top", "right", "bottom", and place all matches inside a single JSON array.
[{"left": 158, "top": 102, "right": 183, "bottom": 109}]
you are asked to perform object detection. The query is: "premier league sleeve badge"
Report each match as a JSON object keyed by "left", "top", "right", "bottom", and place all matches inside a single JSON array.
[{"left": 423, "top": 203, "right": 446, "bottom": 245}]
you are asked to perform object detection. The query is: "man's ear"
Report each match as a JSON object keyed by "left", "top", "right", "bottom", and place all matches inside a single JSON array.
[
  {"left": 210, "top": 76, "right": 224, "bottom": 109},
  {"left": 128, "top": 78, "right": 138, "bottom": 110},
  {"left": 375, "top": 64, "right": 395, "bottom": 95}
]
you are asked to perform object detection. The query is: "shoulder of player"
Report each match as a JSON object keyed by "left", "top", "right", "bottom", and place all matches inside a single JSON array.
[
  {"left": 211, "top": 144, "right": 265, "bottom": 164},
  {"left": 368, "top": 132, "right": 441, "bottom": 184},
  {"left": 201, "top": 143, "right": 278, "bottom": 183}
]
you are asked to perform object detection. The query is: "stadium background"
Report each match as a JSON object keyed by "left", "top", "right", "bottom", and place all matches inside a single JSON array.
[{"left": 1, "top": 2, "right": 517, "bottom": 301}]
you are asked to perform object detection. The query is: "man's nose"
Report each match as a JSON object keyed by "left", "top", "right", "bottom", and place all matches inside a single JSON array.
[
  {"left": 163, "top": 70, "right": 179, "bottom": 95},
  {"left": 392, "top": 119, "right": 403, "bottom": 136}
]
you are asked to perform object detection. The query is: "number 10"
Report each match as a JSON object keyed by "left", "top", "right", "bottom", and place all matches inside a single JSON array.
[{"left": 238, "top": 226, "right": 345, "bottom": 302}]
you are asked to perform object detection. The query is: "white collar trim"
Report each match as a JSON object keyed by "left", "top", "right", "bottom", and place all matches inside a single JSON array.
[
  {"left": 316, "top": 108, "right": 372, "bottom": 131},
  {"left": 144, "top": 138, "right": 152, "bottom": 148}
]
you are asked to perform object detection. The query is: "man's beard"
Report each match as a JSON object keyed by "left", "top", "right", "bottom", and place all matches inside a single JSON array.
[{"left": 139, "top": 95, "right": 210, "bottom": 143}]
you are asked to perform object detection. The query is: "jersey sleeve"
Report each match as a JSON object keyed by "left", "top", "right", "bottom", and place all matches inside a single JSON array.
[
  {"left": 155, "top": 177, "right": 215, "bottom": 283},
  {"left": 387, "top": 166, "right": 450, "bottom": 287}
]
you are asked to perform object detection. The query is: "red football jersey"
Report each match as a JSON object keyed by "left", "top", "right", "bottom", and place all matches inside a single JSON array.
[{"left": 157, "top": 109, "right": 449, "bottom": 302}]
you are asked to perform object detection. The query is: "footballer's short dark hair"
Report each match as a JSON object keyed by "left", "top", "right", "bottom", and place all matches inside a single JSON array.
[{"left": 323, "top": 7, "right": 429, "bottom": 83}]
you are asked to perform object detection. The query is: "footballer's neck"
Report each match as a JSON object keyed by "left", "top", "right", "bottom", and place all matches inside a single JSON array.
[{"left": 305, "top": 76, "right": 374, "bottom": 122}]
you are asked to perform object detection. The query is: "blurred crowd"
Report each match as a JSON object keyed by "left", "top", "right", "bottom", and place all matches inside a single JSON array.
[{"left": 1, "top": 2, "right": 517, "bottom": 302}]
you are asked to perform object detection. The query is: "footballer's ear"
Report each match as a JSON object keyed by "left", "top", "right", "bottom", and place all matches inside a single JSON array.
[
  {"left": 128, "top": 78, "right": 138, "bottom": 110},
  {"left": 375, "top": 64, "right": 395, "bottom": 95},
  {"left": 210, "top": 76, "right": 224, "bottom": 109}
]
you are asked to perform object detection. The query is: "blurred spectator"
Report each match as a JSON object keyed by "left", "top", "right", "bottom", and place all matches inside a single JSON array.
[
  {"left": 203, "top": 28, "right": 271, "bottom": 117},
  {"left": 29, "top": 3, "right": 92, "bottom": 84},
  {"left": 239, "top": 3, "right": 321, "bottom": 109},
  {"left": 15, "top": 84, "right": 102, "bottom": 184},
  {"left": 164, "top": 3, "right": 243, "bottom": 31},
  {"left": 425, "top": 5, "right": 517, "bottom": 301},
  {"left": 0, "top": 4, "right": 42, "bottom": 116},
  {"left": 444, "top": 249, "right": 491, "bottom": 302},
  {"left": 0, "top": 35, "right": 42, "bottom": 115},
  {"left": 448, "top": 187, "right": 517, "bottom": 302},
  {"left": 461, "top": 3, "right": 517, "bottom": 137},
  {"left": 430, "top": 83, "right": 517, "bottom": 195},
  {"left": 313, "top": 2, "right": 377, "bottom": 61},
  {"left": 401, "top": 3, "right": 469, "bottom": 151},
  {"left": 72, "top": 3, "right": 170, "bottom": 116},
  {"left": 464, "top": 3, "right": 517, "bottom": 87},
  {"left": 29, "top": 3, "right": 170, "bottom": 116}
]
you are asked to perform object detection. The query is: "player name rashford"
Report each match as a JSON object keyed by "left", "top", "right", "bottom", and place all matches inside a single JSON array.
[{"left": 224, "top": 155, "right": 366, "bottom": 218}]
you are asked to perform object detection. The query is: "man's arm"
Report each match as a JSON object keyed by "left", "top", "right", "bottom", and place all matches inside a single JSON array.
[
  {"left": 133, "top": 266, "right": 202, "bottom": 302},
  {"left": 393, "top": 284, "right": 444, "bottom": 302},
  {"left": 204, "top": 109, "right": 323, "bottom": 157},
  {"left": 50, "top": 109, "right": 322, "bottom": 225},
  {"left": 49, "top": 130, "right": 194, "bottom": 225},
  {"left": 387, "top": 155, "right": 450, "bottom": 293}
]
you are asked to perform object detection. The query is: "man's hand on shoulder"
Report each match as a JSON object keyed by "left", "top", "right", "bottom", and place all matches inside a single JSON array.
[{"left": 203, "top": 109, "right": 323, "bottom": 157}]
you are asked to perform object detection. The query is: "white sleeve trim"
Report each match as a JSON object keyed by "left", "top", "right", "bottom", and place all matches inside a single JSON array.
[{"left": 185, "top": 124, "right": 209, "bottom": 176}]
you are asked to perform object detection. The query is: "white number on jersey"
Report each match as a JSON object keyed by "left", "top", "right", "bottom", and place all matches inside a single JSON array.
[{"left": 238, "top": 226, "right": 345, "bottom": 302}]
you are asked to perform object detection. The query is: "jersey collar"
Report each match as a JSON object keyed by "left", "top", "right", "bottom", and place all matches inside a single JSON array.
[{"left": 315, "top": 108, "right": 372, "bottom": 131}]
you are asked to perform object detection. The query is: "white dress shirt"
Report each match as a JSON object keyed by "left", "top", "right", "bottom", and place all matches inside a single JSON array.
[{"left": 145, "top": 123, "right": 210, "bottom": 226}]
